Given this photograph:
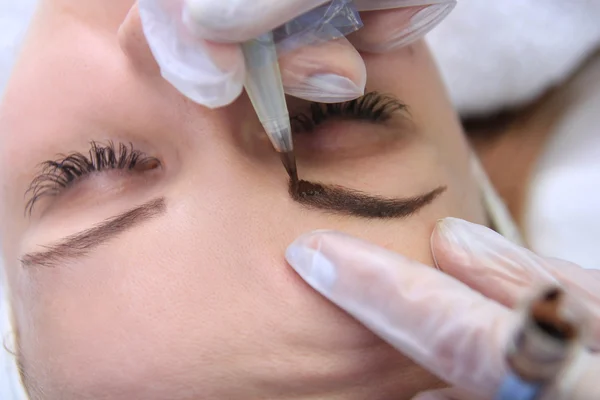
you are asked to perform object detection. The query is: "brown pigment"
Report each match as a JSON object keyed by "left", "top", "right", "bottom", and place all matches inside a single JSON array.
[
  {"left": 291, "top": 180, "right": 326, "bottom": 198},
  {"left": 289, "top": 178, "right": 446, "bottom": 219}
]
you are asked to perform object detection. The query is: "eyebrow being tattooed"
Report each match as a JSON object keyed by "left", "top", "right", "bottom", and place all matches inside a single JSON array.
[{"left": 290, "top": 179, "right": 446, "bottom": 219}]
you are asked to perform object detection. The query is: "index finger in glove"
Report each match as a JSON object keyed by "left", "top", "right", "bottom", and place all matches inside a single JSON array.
[
  {"left": 285, "top": 230, "right": 514, "bottom": 398},
  {"left": 431, "top": 218, "right": 600, "bottom": 349}
]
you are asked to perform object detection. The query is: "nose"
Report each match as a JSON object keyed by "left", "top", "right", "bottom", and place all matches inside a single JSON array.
[
  {"left": 117, "top": 3, "right": 289, "bottom": 204},
  {"left": 164, "top": 90, "right": 289, "bottom": 202},
  {"left": 118, "top": 3, "right": 160, "bottom": 75}
]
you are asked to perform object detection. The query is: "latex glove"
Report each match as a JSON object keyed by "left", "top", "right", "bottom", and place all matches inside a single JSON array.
[
  {"left": 134, "top": 0, "right": 456, "bottom": 108},
  {"left": 285, "top": 218, "right": 600, "bottom": 399}
]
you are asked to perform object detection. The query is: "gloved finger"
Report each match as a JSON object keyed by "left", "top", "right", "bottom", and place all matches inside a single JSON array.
[
  {"left": 279, "top": 37, "right": 366, "bottom": 102},
  {"left": 350, "top": 0, "right": 456, "bottom": 53},
  {"left": 285, "top": 230, "right": 514, "bottom": 398},
  {"left": 184, "top": 0, "right": 331, "bottom": 42},
  {"left": 138, "top": 0, "right": 246, "bottom": 108},
  {"left": 431, "top": 218, "right": 600, "bottom": 349}
]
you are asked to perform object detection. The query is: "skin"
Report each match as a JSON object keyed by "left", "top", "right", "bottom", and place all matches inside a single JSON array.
[{"left": 0, "top": 1, "right": 487, "bottom": 399}]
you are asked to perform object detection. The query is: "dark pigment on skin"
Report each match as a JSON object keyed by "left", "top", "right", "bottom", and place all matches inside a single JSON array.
[
  {"left": 289, "top": 179, "right": 446, "bottom": 219},
  {"left": 292, "top": 180, "right": 326, "bottom": 197}
]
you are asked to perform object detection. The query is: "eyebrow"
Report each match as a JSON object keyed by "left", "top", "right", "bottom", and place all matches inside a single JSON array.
[
  {"left": 21, "top": 197, "right": 166, "bottom": 268},
  {"left": 290, "top": 180, "right": 446, "bottom": 218}
]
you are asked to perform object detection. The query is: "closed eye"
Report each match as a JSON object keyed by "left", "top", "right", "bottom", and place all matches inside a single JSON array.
[
  {"left": 290, "top": 91, "right": 408, "bottom": 133},
  {"left": 25, "top": 141, "right": 161, "bottom": 215}
]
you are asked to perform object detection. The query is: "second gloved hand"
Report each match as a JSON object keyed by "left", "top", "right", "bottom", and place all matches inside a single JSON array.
[
  {"left": 285, "top": 218, "right": 600, "bottom": 399},
  {"left": 133, "top": 0, "right": 456, "bottom": 108}
]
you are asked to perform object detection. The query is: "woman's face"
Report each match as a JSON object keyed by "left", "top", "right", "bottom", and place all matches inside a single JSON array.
[{"left": 0, "top": 1, "right": 486, "bottom": 399}]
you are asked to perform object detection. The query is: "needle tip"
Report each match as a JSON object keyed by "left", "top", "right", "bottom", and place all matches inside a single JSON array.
[{"left": 280, "top": 151, "right": 298, "bottom": 185}]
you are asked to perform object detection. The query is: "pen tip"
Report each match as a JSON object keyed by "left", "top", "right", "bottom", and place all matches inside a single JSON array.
[{"left": 280, "top": 151, "right": 298, "bottom": 185}]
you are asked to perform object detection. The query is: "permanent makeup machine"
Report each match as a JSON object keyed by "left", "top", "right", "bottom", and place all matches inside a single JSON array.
[
  {"left": 495, "top": 286, "right": 585, "bottom": 400},
  {"left": 241, "top": 0, "right": 363, "bottom": 185}
]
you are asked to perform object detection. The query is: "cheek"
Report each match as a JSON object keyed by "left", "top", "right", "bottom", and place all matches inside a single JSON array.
[
  {"left": 14, "top": 181, "right": 445, "bottom": 398},
  {"left": 8, "top": 199, "right": 358, "bottom": 397}
]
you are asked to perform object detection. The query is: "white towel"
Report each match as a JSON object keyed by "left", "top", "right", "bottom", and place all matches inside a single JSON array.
[{"left": 427, "top": 0, "right": 600, "bottom": 116}]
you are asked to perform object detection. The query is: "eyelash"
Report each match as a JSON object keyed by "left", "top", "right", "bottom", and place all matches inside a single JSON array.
[
  {"left": 25, "top": 141, "right": 161, "bottom": 215},
  {"left": 24, "top": 94, "right": 401, "bottom": 213},
  {"left": 291, "top": 91, "right": 407, "bottom": 133}
]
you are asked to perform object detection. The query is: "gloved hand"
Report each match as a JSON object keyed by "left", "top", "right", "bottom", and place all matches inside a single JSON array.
[
  {"left": 131, "top": 0, "right": 456, "bottom": 108},
  {"left": 285, "top": 217, "right": 600, "bottom": 399}
]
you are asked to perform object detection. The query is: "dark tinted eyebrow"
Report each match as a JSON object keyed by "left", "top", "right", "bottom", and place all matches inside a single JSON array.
[
  {"left": 290, "top": 180, "right": 446, "bottom": 218},
  {"left": 21, "top": 197, "right": 166, "bottom": 268}
]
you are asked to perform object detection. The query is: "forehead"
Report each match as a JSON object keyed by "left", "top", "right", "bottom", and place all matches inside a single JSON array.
[{"left": 0, "top": 6, "right": 179, "bottom": 192}]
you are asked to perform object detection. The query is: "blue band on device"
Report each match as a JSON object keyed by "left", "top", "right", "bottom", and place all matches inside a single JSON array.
[{"left": 495, "top": 371, "right": 542, "bottom": 400}]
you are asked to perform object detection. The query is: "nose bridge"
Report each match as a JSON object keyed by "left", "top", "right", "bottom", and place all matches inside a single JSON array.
[
  {"left": 173, "top": 128, "right": 292, "bottom": 270},
  {"left": 179, "top": 92, "right": 285, "bottom": 185},
  {"left": 177, "top": 103, "right": 285, "bottom": 203},
  {"left": 182, "top": 92, "right": 261, "bottom": 148}
]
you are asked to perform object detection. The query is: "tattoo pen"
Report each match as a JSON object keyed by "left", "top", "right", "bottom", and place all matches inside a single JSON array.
[
  {"left": 495, "top": 286, "right": 582, "bottom": 400},
  {"left": 241, "top": 33, "right": 298, "bottom": 183}
]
